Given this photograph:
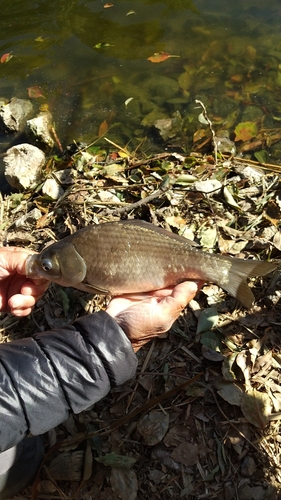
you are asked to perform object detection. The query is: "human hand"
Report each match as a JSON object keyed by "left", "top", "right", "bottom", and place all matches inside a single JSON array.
[
  {"left": 0, "top": 247, "right": 49, "bottom": 317},
  {"left": 106, "top": 281, "right": 202, "bottom": 352}
]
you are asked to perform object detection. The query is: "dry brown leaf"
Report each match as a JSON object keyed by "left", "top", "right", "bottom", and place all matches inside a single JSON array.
[
  {"left": 137, "top": 411, "right": 169, "bottom": 445},
  {"left": 241, "top": 388, "right": 272, "bottom": 429},
  {"left": 170, "top": 442, "right": 199, "bottom": 466},
  {"left": 215, "top": 379, "right": 243, "bottom": 407},
  {"left": 110, "top": 468, "right": 138, "bottom": 500},
  {"left": 163, "top": 424, "right": 190, "bottom": 447}
]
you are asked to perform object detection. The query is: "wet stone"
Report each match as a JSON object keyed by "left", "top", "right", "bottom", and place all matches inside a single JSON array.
[
  {"left": 26, "top": 110, "right": 54, "bottom": 150},
  {"left": 0, "top": 97, "right": 33, "bottom": 133}
]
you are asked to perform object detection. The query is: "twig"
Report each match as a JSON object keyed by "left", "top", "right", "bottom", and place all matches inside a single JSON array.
[
  {"left": 195, "top": 99, "right": 217, "bottom": 165},
  {"left": 99, "top": 186, "right": 169, "bottom": 217}
]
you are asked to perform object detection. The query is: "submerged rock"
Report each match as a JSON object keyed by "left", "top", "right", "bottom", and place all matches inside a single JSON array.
[
  {"left": 26, "top": 110, "right": 54, "bottom": 150},
  {"left": 4, "top": 143, "right": 45, "bottom": 190},
  {"left": 0, "top": 97, "right": 33, "bottom": 133},
  {"left": 154, "top": 111, "right": 183, "bottom": 141}
]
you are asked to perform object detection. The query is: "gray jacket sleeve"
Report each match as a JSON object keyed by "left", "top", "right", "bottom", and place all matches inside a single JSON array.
[{"left": 0, "top": 311, "right": 137, "bottom": 452}]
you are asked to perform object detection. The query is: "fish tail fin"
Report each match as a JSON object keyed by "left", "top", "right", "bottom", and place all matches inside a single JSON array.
[{"left": 219, "top": 259, "right": 276, "bottom": 308}]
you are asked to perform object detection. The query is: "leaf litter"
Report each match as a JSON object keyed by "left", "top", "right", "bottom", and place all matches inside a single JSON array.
[{"left": 2, "top": 112, "right": 281, "bottom": 499}]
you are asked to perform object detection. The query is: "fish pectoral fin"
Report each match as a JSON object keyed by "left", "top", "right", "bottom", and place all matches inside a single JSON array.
[{"left": 81, "top": 282, "right": 110, "bottom": 295}]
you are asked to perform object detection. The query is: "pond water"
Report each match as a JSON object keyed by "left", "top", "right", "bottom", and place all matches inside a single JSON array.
[{"left": 1, "top": 0, "right": 281, "bottom": 162}]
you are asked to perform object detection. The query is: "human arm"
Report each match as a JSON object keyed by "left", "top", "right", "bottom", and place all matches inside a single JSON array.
[
  {"left": 0, "top": 311, "right": 137, "bottom": 452},
  {"left": 0, "top": 247, "right": 49, "bottom": 316}
]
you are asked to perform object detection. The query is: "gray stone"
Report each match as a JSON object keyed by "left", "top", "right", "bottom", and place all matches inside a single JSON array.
[
  {"left": 0, "top": 98, "right": 33, "bottom": 132},
  {"left": 4, "top": 143, "right": 45, "bottom": 190},
  {"left": 14, "top": 208, "right": 42, "bottom": 228}
]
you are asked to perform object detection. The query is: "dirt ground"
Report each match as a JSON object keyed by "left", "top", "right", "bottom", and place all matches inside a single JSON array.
[{"left": 1, "top": 145, "right": 281, "bottom": 500}]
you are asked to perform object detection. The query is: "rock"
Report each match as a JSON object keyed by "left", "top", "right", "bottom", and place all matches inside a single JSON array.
[
  {"left": 194, "top": 179, "right": 222, "bottom": 194},
  {"left": 4, "top": 143, "right": 45, "bottom": 190},
  {"left": 42, "top": 178, "right": 64, "bottom": 200},
  {"left": 14, "top": 208, "right": 42, "bottom": 228},
  {"left": 0, "top": 98, "right": 33, "bottom": 132},
  {"left": 213, "top": 130, "right": 236, "bottom": 155},
  {"left": 154, "top": 111, "right": 183, "bottom": 141},
  {"left": 241, "top": 456, "right": 257, "bottom": 477},
  {"left": 26, "top": 110, "right": 54, "bottom": 150}
]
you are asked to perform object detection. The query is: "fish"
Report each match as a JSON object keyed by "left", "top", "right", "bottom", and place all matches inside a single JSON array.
[{"left": 26, "top": 220, "right": 277, "bottom": 308}]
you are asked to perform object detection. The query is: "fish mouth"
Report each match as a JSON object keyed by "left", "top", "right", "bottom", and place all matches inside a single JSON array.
[{"left": 25, "top": 253, "right": 41, "bottom": 279}]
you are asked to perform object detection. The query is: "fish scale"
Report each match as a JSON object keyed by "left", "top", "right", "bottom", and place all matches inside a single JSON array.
[{"left": 26, "top": 219, "right": 277, "bottom": 308}]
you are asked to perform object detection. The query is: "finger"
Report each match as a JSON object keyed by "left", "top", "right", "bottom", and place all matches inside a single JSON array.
[
  {"left": 170, "top": 281, "right": 201, "bottom": 305},
  {"left": 8, "top": 294, "right": 36, "bottom": 316},
  {"left": 0, "top": 248, "right": 37, "bottom": 277},
  {"left": 20, "top": 281, "right": 49, "bottom": 297},
  {"left": 152, "top": 280, "right": 202, "bottom": 298}
]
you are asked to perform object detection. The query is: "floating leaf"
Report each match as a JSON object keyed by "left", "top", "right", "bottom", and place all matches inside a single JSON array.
[
  {"left": 95, "top": 452, "right": 136, "bottom": 469},
  {"left": 147, "top": 51, "right": 180, "bottom": 63},
  {"left": 35, "top": 36, "right": 49, "bottom": 42},
  {"left": 94, "top": 42, "right": 114, "bottom": 48},
  {"left": 234, "top": 121, "right": 258, "bottom": 142},
  {"left": 125, "top": 97, "right": 134, "bottom": 107},
  {"left": 241, "top": 388, "right": 272, "bottom": 429},
  {"left": 126, "top": 10, "right": 136, "bottom": 16},
  {"left": 104, "top": 2, "right": 114, "bottom": 7},
  {"left": 1, "top": 52, "right": 13, "bottom": 63},
  {"left": 27, "top": 85, "right": 45, "bottom": 98}
]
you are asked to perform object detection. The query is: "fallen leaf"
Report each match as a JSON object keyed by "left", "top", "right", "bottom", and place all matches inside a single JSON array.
[
  {"left": 201, "top": 344, "right": 224, "bottom": 362},
  {"left": 27, "top": 85, "right": 45, "bottom": 98},
  {"left": 241, "top": 388, "right": 272, "bottom": 429},
  {"left": 170, "top": 442, "right": 198, "bottom": 466},
  {"left": 1, "top": 52, "right": 13, "bottom": 63},
  {"left": 163, "top": 425, "right": 190, "bottom": 447},
  {"left": 147, "top": 51, "right": 180, "bottom": 63},
  {"left": 111, "top": 468, "right": 138, "bottom": 500},
  {"left": 95, "top": 452, "right": 136, "bottom": 469},
  {"left": 215, "top": 379, "right": 243, "bottom": 406},
  {"left": 196, "top": 308, "right": 219, "bottom": 334},
  {"left": 137, "top": 411, "right": 169, "bottom": 445}
]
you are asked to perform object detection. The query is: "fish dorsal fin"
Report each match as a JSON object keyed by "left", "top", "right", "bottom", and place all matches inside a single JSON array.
[{"left": 118, "top": 219, "right": 199, "bottom": 247}]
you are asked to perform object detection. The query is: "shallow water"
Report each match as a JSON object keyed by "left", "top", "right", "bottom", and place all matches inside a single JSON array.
[{"left": 1, "top": 0, "right": 281, "bottom": 160}]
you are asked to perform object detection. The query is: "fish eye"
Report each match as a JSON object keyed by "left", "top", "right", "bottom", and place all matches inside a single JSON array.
[{"left": 42, "top": 259, "right": 53, "bottom": 272}]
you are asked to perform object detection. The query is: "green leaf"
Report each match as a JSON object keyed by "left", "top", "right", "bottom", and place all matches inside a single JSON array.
[
  {"left": 95, "top": 452, "right": 136, "bottom": 469},
  {"left": 196, "top": 308, "right": 219, "bottom": 334}
]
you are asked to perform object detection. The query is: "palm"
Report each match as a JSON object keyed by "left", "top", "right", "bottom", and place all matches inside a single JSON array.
[{"left": 106, "top": 281, "right": 202, "bottom": 351}]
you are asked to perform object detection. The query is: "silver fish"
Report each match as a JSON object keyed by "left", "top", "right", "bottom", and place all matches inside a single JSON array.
[{"left": 26, "top": 220, "right": 276, "bottom": 308}]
